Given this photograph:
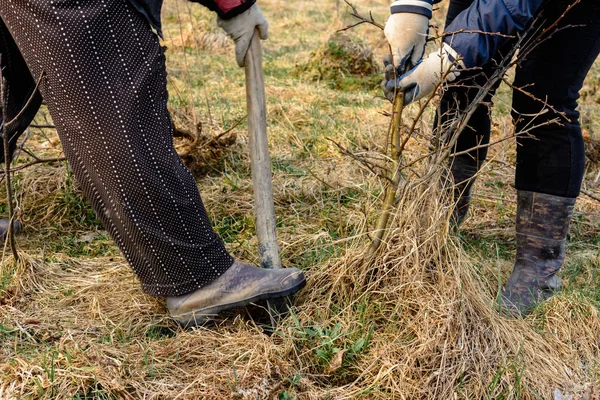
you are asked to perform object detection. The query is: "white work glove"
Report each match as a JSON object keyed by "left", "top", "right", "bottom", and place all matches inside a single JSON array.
[
  {"left": 383, "top": 44, "right": 464, "bottom": 105},
  {"left": 217, "top": 4, "right": 269, "bottom": 67},
  {"left": 384, "top": 11, "right": 429, "bottom": 72}
]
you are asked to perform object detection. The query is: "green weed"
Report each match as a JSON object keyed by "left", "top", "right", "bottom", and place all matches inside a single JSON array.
[{"left": 288, "top": 313, "right": 374, "bottom": 381}]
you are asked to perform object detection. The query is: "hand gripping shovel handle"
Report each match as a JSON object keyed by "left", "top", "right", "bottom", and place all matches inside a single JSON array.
[{"left": 244, "top": 29, "right": 282, "bottom": 269}]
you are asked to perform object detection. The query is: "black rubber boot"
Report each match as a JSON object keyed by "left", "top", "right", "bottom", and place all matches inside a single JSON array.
[
  {"left": 500, "top": 191, "right": 576, "bottom": 317},
  {"left": 448, "top": 157, "right": 484, "bottom": 226}
]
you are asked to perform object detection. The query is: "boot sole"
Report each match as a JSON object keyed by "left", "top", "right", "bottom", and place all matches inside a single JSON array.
[{"left": 171, "top": 277, "right": 306, "bottom": 328}]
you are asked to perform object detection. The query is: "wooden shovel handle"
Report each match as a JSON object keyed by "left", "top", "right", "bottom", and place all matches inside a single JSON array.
[{"left": 244, "top": 29, "right": 282, "bottom": 269}]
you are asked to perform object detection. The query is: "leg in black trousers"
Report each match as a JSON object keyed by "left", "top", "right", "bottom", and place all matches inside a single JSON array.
[
  {"left": 500, "top": 0, "right": 600, "bottom": 316},
  {"left": 513, "top": 0, "right": 600, "bottom": 198},
  {"left": 436, "top": 0, "right": 600, "bottom": 315}
]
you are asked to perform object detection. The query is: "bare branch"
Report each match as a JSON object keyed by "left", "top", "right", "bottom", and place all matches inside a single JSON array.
[
  {"left": 0, "top": 156, "right": 66, "bottom": 174},
  {"left": 541, "top": 0, "right": 581, "bottom": 37},
  {"left": 582, "top": 189, "right": 600, "bottom": 203},
  {"left": 29, "top": 124, "right": 55, "bottom": 129},
  {"left": 328, "top": 138, "right": 393, "bottom": 183},
  {"left": 436, "top": 29, "right": 516, "bottom": 40},
  {"left": 338, "top": 0, "right": 384, "bottom": 32}
]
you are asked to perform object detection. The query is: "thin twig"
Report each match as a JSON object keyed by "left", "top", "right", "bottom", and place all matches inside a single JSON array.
[
  {"left": 1, "top": 156, "right": 66, "bottom": 174},
  {"left": 540, "top": 0, "right": 581, "bottom": 37},
  {"left": 327, "top": 138, "right": 392, "bottom": 183},
  {"left": 437, "top": 29, "right": 516, "bottom": 40},
  {"left": 29, "top": 124, "right": 55, "bottom": 129},
  {"left": 0, "top": 69, "right": 19, "bottom": 261},
  {"left": 502, "top": 78, "right": 566, "bottom": 120},
  {"left": 581, "top": 189, "right": 600, "bottom": 203},
  {"left": 339, "top": 0, "right": 384, "bottom": 31}
]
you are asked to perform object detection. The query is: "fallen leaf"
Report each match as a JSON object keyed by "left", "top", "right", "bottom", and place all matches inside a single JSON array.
[{"left": 326, "top": 349, "right": 347, "bottom": 374}]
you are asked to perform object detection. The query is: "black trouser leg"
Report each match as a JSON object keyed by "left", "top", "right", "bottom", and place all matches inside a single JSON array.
[
  {"left": 513, "top": 0, "right": 600, "bottom": 198},
  {"left": 0, "top": 16, "right": 42, "bottom": 162},
  {"left": 0, "top": 0, "right": 233, "bottom": 296}
]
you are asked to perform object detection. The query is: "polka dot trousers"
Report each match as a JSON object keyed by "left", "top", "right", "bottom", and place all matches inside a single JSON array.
[{"left": 0, "top": 0, "right": 234, "bottom": 296}]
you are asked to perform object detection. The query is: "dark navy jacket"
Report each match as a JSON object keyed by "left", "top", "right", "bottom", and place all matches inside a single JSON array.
[
  {"left": 129, "top": 0, "right": 256, "bottom": 36},
  {"left": 390, "top": 0, "right": 544, "bottom": 68}
]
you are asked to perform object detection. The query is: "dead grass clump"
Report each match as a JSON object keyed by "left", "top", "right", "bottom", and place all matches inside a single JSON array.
[
  {"left": 0, "top": 254, "right": 305, "bottom": 399},
  {"left": 0, "top": 252, "right": 41, "bottom": 306},
  {"left": 2, "top": 167, "right": 599, "bottom": 399},
  {"left": 14, "top": 163, "right": 100, "bottom": 232},
  {"left": 291, "top": 169, "right": 600, "bottom": 399},
  {"left": 301, "top": 32, "right": 379, "bottom": 88}
]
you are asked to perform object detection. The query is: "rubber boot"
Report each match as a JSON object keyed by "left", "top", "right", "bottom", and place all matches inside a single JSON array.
[
  {"left": 0, "top": 218, "right": 22, "bottom": 239},
  {"left": 500, "top": 191, "right": 576, "bottom": 317},
  {"left": 448, "top": 157, "right": 483, "bottom": 226},
  {"left": 167, "top": 260, "right": 306, "bottom": 327}
]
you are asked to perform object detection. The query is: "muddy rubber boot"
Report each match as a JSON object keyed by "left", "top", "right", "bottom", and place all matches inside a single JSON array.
[
  {"left": 448, "top": 157, "right": 483, "bottom": 227},
  {"left": 166, "top": 260, "right": 306, "bottom": 327},
  {"left": 0, "top": 218, "right": 22, "bottom": 239},
  {"left": 500, "top": 191, "right": 576, "bottom": 317}
]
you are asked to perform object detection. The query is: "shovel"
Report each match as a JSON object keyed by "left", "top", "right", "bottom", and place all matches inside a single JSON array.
[{"left": 244, "top": 29, "right": 282, "bottom": 271}]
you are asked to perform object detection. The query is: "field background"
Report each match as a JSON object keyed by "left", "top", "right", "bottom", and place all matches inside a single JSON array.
[{"left": 1, "top": 0, "right": 599, "bottom": 398}]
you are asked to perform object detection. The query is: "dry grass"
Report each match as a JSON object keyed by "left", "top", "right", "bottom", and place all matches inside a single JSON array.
[{"left": 1, "top": 0, "right": 600, "bottom": 399}]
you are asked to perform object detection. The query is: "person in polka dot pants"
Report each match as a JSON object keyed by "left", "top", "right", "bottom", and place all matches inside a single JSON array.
[{"left": 0, "top": 0, "right": 306, "bottom": 327}]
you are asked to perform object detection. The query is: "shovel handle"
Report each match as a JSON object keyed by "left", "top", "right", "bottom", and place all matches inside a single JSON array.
[{"left": 244, "top": 29, "right": 282, "bottom": 269}]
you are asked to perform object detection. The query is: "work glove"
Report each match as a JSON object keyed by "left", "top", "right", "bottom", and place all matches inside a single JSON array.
[
  {"left": 383, "top": 43, "right": 464, "bottom": 105},
  {"left": 217, "top": 4, "right": 269, "bottom": 67},
  {"left": 384, "top": 7, "right": 430, "bottom": 72}
]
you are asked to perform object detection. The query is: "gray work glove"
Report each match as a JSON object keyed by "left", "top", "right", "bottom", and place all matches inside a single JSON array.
[
  {"left": 383, "top": 44, "right": 464, "bottom": 105},
  {"left": 384, "top": 11, "right": 429, "bottom": 72},
  {"left": 217, "top": 4, "right": 269, "bottom": 67}
]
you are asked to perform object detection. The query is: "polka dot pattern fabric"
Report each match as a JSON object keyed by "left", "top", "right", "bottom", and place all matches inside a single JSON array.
[{"left": 0, "top": 0, "right": 234, "bottom": 296}]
